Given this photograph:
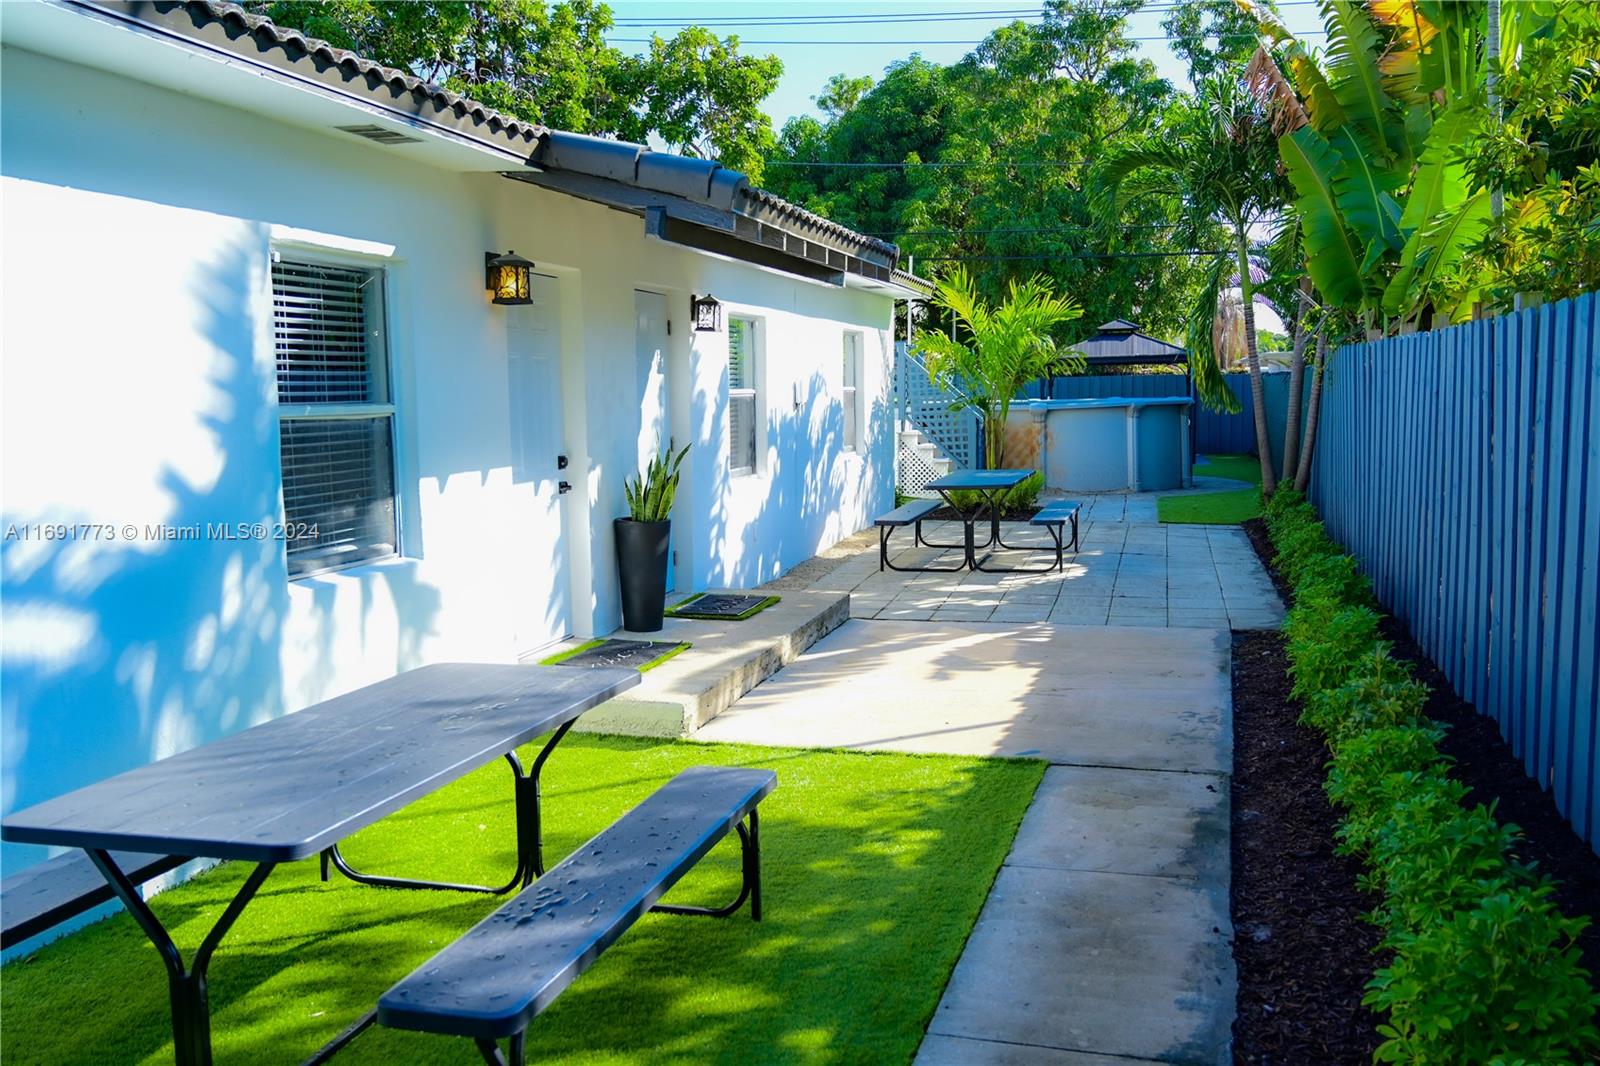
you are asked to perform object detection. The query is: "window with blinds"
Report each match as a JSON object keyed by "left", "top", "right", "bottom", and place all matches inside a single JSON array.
[
  {"left": 272, "top": 257, "right": 398, "bottom": 577},
  {"left": 842, "top": 331, "right": 863, "bottom": 453},
  {"left": 728, "top": 316, "right": 759, "bottom": 475}
]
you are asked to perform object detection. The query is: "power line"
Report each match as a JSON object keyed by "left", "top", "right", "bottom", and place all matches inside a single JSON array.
[
  {"left": 918, "top": 249, "right": 1227, "bottom": 260},
  {"left": 614, "top": 10, "right": 1042, "bottom": 26},
  {"left": 615, "top": 31, "right": 1325, "bottom": 44},
  {"left": 768, "top": 159, "right": 1094, "bottom": 168},
  {"left": 871, "top": 220, "right": 1280, "bottom": 236},
  {"left": 612, "top": 2, "right": 1322, "bottom": 25}
]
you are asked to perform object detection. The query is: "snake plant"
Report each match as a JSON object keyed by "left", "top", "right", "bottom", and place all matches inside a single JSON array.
[{"left": 624, "top": 440, "right": 690, "bottom": 522}]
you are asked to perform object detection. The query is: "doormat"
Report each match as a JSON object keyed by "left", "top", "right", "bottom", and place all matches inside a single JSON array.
[
  {"left": 665, "top": 593, "right": 781, "bottom": 621},
  {"left": 540, "top": 639, "right": 690, "bottom": 672}
]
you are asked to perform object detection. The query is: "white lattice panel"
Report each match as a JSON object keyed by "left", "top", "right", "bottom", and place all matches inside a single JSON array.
[{"left": 896, "top": 439, "right": 947, "bottom": 498}]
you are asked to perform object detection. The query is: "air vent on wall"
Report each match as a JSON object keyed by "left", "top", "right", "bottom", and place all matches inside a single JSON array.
[{"left": 336, "top": 124, "right": 424, "bottom": 145}]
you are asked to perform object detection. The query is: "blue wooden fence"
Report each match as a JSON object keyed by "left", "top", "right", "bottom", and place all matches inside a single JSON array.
[
  {"left": 1035, "top": 371, "right": 1297, "bottom": 466},
  {"left": 1311, "top": 291, "right": 1599, "bottom": 853}
]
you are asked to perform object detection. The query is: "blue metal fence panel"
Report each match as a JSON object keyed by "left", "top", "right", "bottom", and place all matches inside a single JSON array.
[
  {"left": 1310, "top": 291, "right": 1600, "bottom": 853},
  {"left": 1032, "top": 373, "right": 1190, "bottom": 400}
]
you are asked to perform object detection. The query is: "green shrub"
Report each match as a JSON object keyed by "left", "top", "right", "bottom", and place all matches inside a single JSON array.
[
  {"left": 946, "top": 471, "right": 1046, "bottom": 517},
  {"left": 1002, "top": 471, "right": 1045, "bottom": 514},
  {"left": 1264, "top": 495, "right": 1600, "bottom": 1065},
  {"left": 1368, "top": 883, "right": 1600, "bottom": 1065},
  {"left": 1302, "top": 647, "right": 1429, "bottom": 746},
  {"left": 1287, "top": 606, "right": 1384, "bottom": 698},
  {"left": 1324, "top": 723, "right": 1447, "bottom": 816},
  {"left": 1295, "top": 552, "right": 1376, "bottom": 609},
  {"left": 1364, "top": 790, "right": 1520, "bottom": 931}
]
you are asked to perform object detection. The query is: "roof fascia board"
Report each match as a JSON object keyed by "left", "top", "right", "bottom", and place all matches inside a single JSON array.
[
  {"left": 643, "top": 209, "right": 846, "bottom": 288},
  {"left": 61, "top": 1, "right": 539, "bottom": 165},
  {"left": 504, "top": 170, "right": 737, "bottom": 232}
]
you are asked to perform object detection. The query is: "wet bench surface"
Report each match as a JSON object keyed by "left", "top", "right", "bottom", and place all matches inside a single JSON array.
[
  {"left": 1, "top": 849, "right": 186, "bottom": 949},
  {"left": 378, "top": 765, "right": 776, "bottom": 1042}
]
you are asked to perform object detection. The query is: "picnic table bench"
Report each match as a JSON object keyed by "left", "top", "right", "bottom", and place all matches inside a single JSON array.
[
  {"left": 0, "top": 849, "right": 187, "bottom": 949},
  {"left": 1, "top": 663, "right": 639, "bottom": 1066},
  {"left": 377, "top": 765, "right": 774, "bottom": 1066},
  {"left": 874, "top": 498, "right": 962, "bottom": 572}
]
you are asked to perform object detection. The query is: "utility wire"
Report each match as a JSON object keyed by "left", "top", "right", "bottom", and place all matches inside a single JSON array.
[
  {"left": 612, "top": 2, "right": 1322, "bottom": 25},
  {"left": 768, "top": 159, "right": 1094, "bottom": 167},
  {"left": 918, "top": 249, "right": 1227, "bottom": 260},
  {"left": 614, "top": 31, "right": 1324, "bottom": 43},
  {"left": 869, "top": 220, "right": 1282, "bottom": 236}
]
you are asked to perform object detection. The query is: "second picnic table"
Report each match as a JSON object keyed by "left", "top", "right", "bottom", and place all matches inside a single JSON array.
[{"left": 923, "top": 468, "right": 1035, "bottom": 569}]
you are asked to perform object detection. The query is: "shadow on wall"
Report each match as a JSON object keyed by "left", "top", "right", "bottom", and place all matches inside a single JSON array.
[
  {"left": 697, "top": 370, "right": 892, "bottom": 590},
  {"left": 0, "top": 235, "right": 444, "bottom": 875}
]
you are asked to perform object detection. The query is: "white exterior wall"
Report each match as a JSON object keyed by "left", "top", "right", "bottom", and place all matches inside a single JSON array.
[{"left": 0, "top": 44, "right": 894, "bottom": 875}]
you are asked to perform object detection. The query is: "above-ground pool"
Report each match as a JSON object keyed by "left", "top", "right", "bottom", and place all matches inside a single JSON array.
[{"left": 1005, "top": 397, "right": 1193, "bottom": 493}]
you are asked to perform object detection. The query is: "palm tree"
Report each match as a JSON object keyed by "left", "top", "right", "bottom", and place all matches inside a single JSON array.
[
  {"left": 1092, "top": 74, "right": 1290, "bottom": 493},
  {"left": 916, "top": 267, "right": 1083, "bottom": 470}
]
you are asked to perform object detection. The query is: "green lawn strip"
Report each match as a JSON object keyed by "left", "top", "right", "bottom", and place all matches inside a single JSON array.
[
  {"left": 1, "top": 736, "right": 1044, "bottom": 1065},
  {"left": 1191, "top": 453, "right": 1263, "bottom": 486},
  {"left": 664, "top": 594, "right": 781, "bottom": 621},
  {"left": 1159, "top": 453, "right": 1265, "bottom": 525}
]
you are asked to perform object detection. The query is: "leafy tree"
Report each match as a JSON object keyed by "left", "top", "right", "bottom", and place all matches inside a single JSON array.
[
  {"left": 766, "top": 2, "right": 1211, "bottom": 344},
  {"left": 814, "top": 74, "right": 874, "bottom": 121},
  {"left": 252, "top": 0, "right": 782, "bottom": 179},
  {"left": 916, "top": 268, "right": 1084, "bottom": 469},
  {"left": 627, "top": 27, "right": 781, "bottom": 176},
  {"left": 1162, "top": 0, "right": 1276, "bottom": 85},
  {"left": 1460, "top": 2, "right": 1600, "bottom": 306},
  {"left": 1238, "top": 0, "right": 1593, "bottom": 327},
  {"left": 1093, "top": 74, "right": 1292, "bottom": 492}
]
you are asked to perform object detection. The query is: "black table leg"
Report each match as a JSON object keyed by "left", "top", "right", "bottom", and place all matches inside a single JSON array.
[
  {"left": 320, "top": 719, "right": 577, "bottom": 894},
  {"left": 918, "top": 489, "right": 994, "bottom": 553},
  {"left": 87, "top": 849, "right": 275, "bottom": 1066}
]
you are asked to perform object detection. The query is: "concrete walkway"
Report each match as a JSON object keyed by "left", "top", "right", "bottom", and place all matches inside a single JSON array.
[
  {"left": 696, "top": 620, "right": 1237, "bottom": 1064},
  {"left": 792, "top": 492, "right": 1283, "bottom": 631}
]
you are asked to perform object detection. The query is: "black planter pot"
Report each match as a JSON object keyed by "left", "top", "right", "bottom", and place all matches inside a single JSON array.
[{"left": 614, "top": 518, "right": 671, "bottom": 632}]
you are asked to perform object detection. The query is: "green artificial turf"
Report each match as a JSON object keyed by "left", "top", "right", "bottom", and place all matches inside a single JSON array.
[
  {"left": 1, "top": 736, "right": 1043, "bottom": 1065},
  {"left": 538, "top": 638, "right": 606, "bottom": 665},
  {"left": 1159, "top": 453, "right": 1266, "bottom": 525}
]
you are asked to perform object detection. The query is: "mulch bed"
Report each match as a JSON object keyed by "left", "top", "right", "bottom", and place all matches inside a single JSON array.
[
  {"left": 1230, "top": 627, "right": 1384, "bottom": 1065},
  {"left": 1232, "top": 516, "right": 1600, "bottom": 1062}
]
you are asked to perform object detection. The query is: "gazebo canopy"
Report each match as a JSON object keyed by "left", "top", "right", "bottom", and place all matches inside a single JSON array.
[{"left": 1075, "top": 319, "right": 1187, "bottom": 367}]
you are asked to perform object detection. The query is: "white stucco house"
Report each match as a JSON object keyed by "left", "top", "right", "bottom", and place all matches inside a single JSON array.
[{"left": 0, "top": 1, "right": 928, "bottom": 876}]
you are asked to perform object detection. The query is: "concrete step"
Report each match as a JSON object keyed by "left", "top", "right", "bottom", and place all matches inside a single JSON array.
[{"left": 550, "top": 589, "right": 850, "bottom": 737}]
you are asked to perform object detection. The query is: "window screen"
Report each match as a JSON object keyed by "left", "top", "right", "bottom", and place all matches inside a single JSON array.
[
  {"left": 728, "top": 316, "right": 759, "bottom": 474},
  {"left": 842, "top": 332, "right": 863, "bottom": 453},
  {"left": 272, "top": 257, "right": 398, "bottom": 577}
]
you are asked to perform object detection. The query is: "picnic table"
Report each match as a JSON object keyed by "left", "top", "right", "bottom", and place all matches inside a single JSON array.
[
  {"left": 923, "top": 469, "right": 1035, "bottom": 569},
  {"left": 0, "top": 662, "right": 638, "bottom": 1066}
]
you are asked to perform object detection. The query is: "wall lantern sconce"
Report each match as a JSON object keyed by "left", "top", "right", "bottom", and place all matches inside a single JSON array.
[
  {"left": 485, "top": 250, "right": 535, "bottom": 305},
  {"left": 690, "top": 293, "right": 723, "bottom": 332}
]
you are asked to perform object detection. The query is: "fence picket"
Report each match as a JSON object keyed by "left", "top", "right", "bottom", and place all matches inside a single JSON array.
[{"left": 1313, "top": 293, "right": 1599, "bottom": 855}]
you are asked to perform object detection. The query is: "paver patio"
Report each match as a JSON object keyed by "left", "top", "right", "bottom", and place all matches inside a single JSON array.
[
  {"left": 797, "top": 493, "right": 1284, "bottom": 631},
  {"left": 697, "top": 619, "right": 1238, "bottom": 1064}
]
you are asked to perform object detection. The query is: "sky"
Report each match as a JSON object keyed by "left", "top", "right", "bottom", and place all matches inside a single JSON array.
[{"left": 603, "top": 0, "right": 1331, "bottom": 131}]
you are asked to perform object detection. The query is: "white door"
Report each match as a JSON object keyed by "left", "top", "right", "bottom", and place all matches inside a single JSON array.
[
  {"left": 506, "top": 274, "right": 572, "bottom": 649},
  {"left": 633, "top": 290, "right": 676, "bottom": 590}
]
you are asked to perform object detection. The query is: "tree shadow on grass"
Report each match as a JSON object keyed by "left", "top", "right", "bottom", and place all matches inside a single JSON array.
[{"left": 0, "top": 737, "right": 1043, "bottom": 1066}]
